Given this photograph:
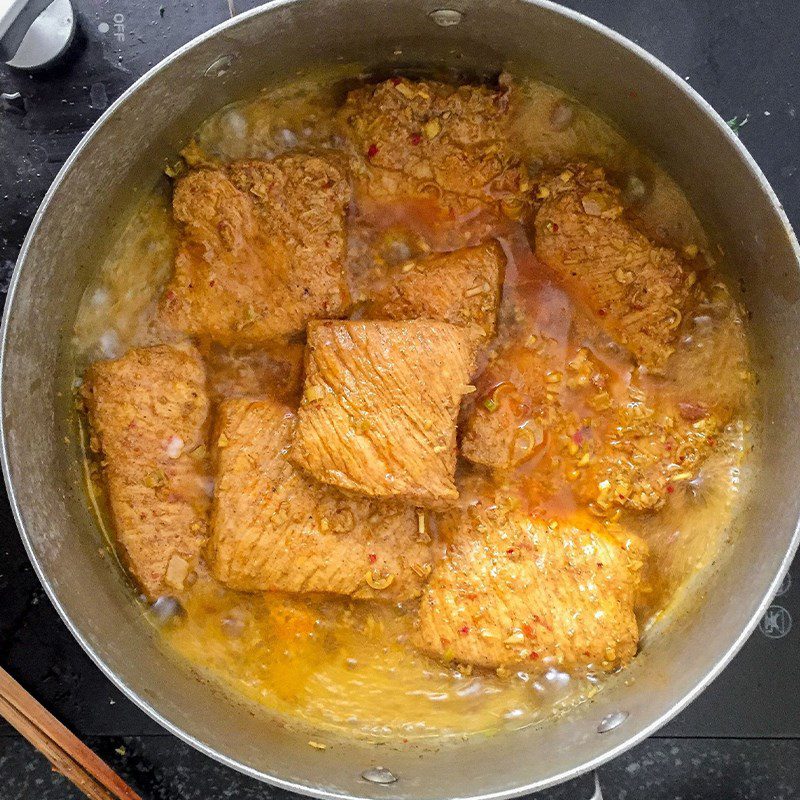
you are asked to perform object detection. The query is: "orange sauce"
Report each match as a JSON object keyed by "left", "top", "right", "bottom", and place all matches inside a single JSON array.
[{"left": 73, "top": 70, "right": 753, "bottom": 743}]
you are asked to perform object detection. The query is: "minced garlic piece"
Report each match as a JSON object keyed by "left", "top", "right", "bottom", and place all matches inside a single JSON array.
[
  {"left": 365, "top": 571, "right": 395, "bottom": 590},
  {"left": 165, "top": 554, "right": 190, "bottom": 590}
]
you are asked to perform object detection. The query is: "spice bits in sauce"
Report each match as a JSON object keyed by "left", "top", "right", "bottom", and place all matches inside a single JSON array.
[{"left": 74, "top": 73, "right": 753, "bottom": 741}]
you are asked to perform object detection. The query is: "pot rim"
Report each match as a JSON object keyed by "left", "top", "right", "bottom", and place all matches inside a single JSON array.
[{"left": 2, "top": 1, "right": 799, "bottom": 797}]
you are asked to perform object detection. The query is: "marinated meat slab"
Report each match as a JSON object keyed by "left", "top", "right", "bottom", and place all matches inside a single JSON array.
[
  {"left": 82, "top": 343, "right": 211, "bottom": 599},
  {"left": 657, "top": 282, "right": 752, "bottom": 422},
  {"left": 461, "top": 341, "right": 557, "bottom": 470},
  {"left": 532, "top": 164, "right": 695, "bottom": 371},
  {"left": 563, "top": 386, "right": 721, "bottom": 513},
  {"left": 462, "top": 340, "right": 719, "bottom": 513},
  {"left": 551, "top": 346, "right": 721, "bottom": 513},
  {"left": 367, "top": 240, "right": 505, "bottom": 340},
  {"left": 160, "top": 154, "right": 351, "bottom": 346},
  {"left": 340, "top": 78, "right": 529, "bottom": 216},
  {"left": 210, "top": 397, "right": 431, "bottom": 600},
  {"left": 292, "top": 320, "right": 475, "bottom": 506},
  {"left": 415, "top": 499, "right": 646, "bottom": 671}
]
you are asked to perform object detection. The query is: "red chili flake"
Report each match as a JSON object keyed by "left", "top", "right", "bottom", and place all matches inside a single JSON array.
[
  {"left": 368, "top": 553, "right": 377, "bottom": 564},
  {"left": 391, "top": 77, "right": 402, "bottom": 85},
  {"left": 618, "top": 494, "right": 626, "bottom": 500},
  {"left": 165, "top": 290, "right": 176, "bottom": 302},
  {"left": 465, "top": 592, "right": 478, "bottom": 601},
  {"left": 209, "top": 280, "right": 216, "bottom": 287},
  {"left": 458, "top": 625, "right": 470, "bottom": 636},
  {"left": 529, "top": 651, "right": 540, "bottom": 660},
  {"left": 597, "top": 562, "right": 604, "bottom": 569},
  {"left": 707, "top": 437, "right": 716, "bottom": 447},
  {"left": 410, "top": 132, "right": 422, "bottom": 145},
  {"left": 521, "top": 623, "right": 534, "bottom": 638},
  {"left": 629, "top": 89, "right": 638, "bottom": 99},
  {"left": 597, "top": 308, "right": 607, "bottom": 317},
  {"left": 551, "top": 222, "right": 559, "bottom": 232},
  {"left": 506, "top": 547, "right": 515, "bottom": 555},
  {"left": 366, "top": 143, "right": 379, "bottom": 159},
  {"left": 666, "top": 484, "right": 675, "bottom": 494},
  {"left": 679, "top": 401, "right": 709, "bottom": 422},
  {"left": 572, "top": 430, "right": 584, "bottom": 445}
]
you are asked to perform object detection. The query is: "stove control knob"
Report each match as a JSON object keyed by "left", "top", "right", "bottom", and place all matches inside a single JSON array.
[{"left": 0, "top": 0, "right": 75, "bottom": 70}]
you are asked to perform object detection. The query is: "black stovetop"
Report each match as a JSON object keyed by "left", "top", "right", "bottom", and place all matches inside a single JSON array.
[{"left": 1, "top": 1, "right": 798, "bottom": 797}]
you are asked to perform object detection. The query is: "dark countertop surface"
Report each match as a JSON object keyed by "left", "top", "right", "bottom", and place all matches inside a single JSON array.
[{"left": 1, "top": 0, "right": 798, "bottom": 797}]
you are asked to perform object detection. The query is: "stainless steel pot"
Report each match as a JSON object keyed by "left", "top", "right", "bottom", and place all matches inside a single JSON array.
[{"left": 2, "top": 1, "right": 799, "bottom": 797}]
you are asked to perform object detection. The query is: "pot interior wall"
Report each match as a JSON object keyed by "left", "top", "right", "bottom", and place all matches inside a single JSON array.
[{"left": 2, "top": 1, "right": 798, "bottom": 797}]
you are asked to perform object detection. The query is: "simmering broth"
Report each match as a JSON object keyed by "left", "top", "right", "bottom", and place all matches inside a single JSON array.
[{"left": 73, "top": 71, "right": 753, "bottom": 742}]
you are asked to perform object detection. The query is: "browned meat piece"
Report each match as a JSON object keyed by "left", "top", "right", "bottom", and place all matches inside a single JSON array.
[
  {"left": 461, "top": 340, "right": 559, "bottom": 470},
  {"left": 541, "top": 346, "right": 720, "bottom": 513},
  {"left": 658, "top": 281, "right": 752, "bottom": 421},
  {"left": 209, "top": 397, "right": 431, "bottom": 599},
  {"left": 82, "top": 343, "right": 211, "bottom": 599},
  {"left": 562, "top": 284, "right": 750, "bottom": 513},
  {"left": 339, "top": 78, "right": 529, "bottom": 217},
  {"left": 415, "top": 498, "right": 647, "bottom": 671},
  {"left": 532, "top": 164, "right": 695, "bottom": 371},
  {"left": 292, "top": 320, "right": 475, "bottom": 507},
  {"left": 366, "top": 240, "right": 505, "bottom": 340},
  {"left": 204, "top": 342, "right": 305, "bottom": 405},
  {"left": 159, "top": 154, "right": 351, "bottom": 346},
  {"left": 561, "top": 382, "right": 722, "bottom": 514},
  {"left": 462, "top": 337, "right": 720, "bottom": 513}
]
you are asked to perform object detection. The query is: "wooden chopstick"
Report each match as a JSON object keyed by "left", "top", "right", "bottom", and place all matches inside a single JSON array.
[{"left": 0, "top": 666, "right": 142, "bottom": 800}]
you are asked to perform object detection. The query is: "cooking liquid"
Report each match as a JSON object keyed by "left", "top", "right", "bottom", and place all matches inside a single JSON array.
[{"left": 72, "top": 73, "right": 753, "bottom": 742}]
